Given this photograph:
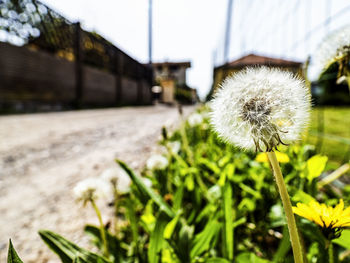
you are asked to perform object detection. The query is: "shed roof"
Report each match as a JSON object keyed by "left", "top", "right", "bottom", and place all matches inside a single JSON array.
[{"left": 216, "top": 54, "right": 302, "bottom": 69}]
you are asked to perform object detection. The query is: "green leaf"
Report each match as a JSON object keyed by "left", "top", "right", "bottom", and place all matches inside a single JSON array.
[
  {"left": 291, "top": 189, "right": 315, "bottom": 204},
  {"left": 84, "top": 225, "right": 122, "bottom": 263},
  {"left": 238, "top": 198, "right": 256, "bottom": 212},
  {"left": 198, "top": 158, "right": 220, "bottom": 174},
  {"left": 124, "top": 198, "right": 139, "bottom": 245},
  {"left": 148, "top": 212, "right": 169, "bottom": 263},
  {"left": 224, "top": 163, "right": 235, "bottom": 181},
  {"left": 232, "top": 217, "right": 246, "bottom": 229},
  {"left": 195, "top": 203, "right": 218, "bottom": 223},
  {"left": 222, "top": 183, "right": 234, "bottom": 260},
  {"left": 217, "top": 172, "right": 227, "bottom": 186},
  {"left": 185, "top": 174, "right": 195, "bottom": 191},
  {"left": 73, "top": 255, "right": 86, "bottom": 263},
  {"left": 236, "top": 252, "right": 270, "bottom": 263},
  {"left": 206, "top": 258, "right": 231, "bottom": 263},
  {"left": 218, "top": 155, "right": 231, "bottom": 168},
  {"left": 117, "top": 160, "right": 175, "bottom": 218},
  {"left": 306, "top": 155, "right": 328, "bottom": 182},
  {"left": 7, "top": 240, "right": 24, "bottom": 263},
  {"left": 164, "top": 211, "right": 182, "bottom": 239},
  {"left": 173, "top": 184, "right": 184, "bottom": 211},
  {"left": 39, "top": 230, "right": 111, "bottom": 263},
  {"left": 272, "top": 226, "right": 291, "bottom": 263},
  {"left": 172, "top": 224, "right": 193, "bottom": 262},
  {"left": 333, "top": 229, "right": 350, "bottom": 249},
  {"left": 239, "top": 183, "right": 262, "bottom": 199},
  {"left": 190, "top": 219, "right": 222, "bottom": 259}
]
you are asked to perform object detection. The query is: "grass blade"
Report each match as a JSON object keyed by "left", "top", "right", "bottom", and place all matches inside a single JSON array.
[
  {"left": 190, "top": 219, "right": 221, "bottom": 259},
  {"left": 7, "top": 240, "right": 24, "bottom": 263},
  {"left": 39, "top": 230, "right": 111, "bottom": 263},
  {"left": 222, "top": 183, "right": 234, "bottom": 261},
  {"left": 117, "top": 160, "right": 175, "bottom": 218},
  {"left": 148, "top": 212, "right": 169, "bottom": 263}
]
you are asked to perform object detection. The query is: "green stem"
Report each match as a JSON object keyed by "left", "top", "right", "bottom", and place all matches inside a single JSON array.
[
  {"left": 267, "top": 151, "right": 304, "bottom": 263},
  {"left": 328, "top": 242, "right": 334, "bottom": 263},
  {"left": 194, "top": 172, "right": 208, "bottom": 193},
  {"left": 180, "top": 121, "right": 194, "bottom": 165},
  {"left": 91, "top": 200, "right": 109, "bottom": 258},
  {"left": 113, "top": 187, "right": 119, "bottom": 236}
]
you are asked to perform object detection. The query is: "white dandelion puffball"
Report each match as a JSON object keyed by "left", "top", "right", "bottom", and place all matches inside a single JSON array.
[
  {"left": 73, "top": 178, "right": 110, "bottom": 203},
  {"left": 101, "top": 167, "right": 131, "bottom": 194},
  {"left": 168, "top": 141, "right": 181, "bottom": 154},
  {"left": 210, "top": 67, "right": 311, "bottom": 152},
  {"left": 188, "top": 113, "right": 203, "bottom": 126},
  {"left": 146, "top": 154, "right": 169, "bottom": 170},
  {"left": 201, "top": 111, "right": 211, "bottom": 120},
  {"left": 311, "top": 25, "right": 350, "bottom": 78},
  {"left": 142, "top": 177, "right": 153, "bottom": 188}
]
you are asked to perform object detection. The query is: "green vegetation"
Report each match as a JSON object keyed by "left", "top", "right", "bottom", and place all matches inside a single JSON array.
[
  {"left": 5, "top": 107, "right": 348, "bottom": 263},
  {"left": 306, "top": 107, "right": 350, "bottom": 166}
]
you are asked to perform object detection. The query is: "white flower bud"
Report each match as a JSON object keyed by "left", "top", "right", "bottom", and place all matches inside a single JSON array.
[
  {"left": 188, "top": 113, "right": 203, "bottom": 126},
  {"left": 146, "top": 154, "right": 168, "bottom": 170},
  {"left": 168, "top": 141, "right": 181, "bottom": 154},
  {"left": 142, "top": 177, "right": 152, "bottom": 188}
]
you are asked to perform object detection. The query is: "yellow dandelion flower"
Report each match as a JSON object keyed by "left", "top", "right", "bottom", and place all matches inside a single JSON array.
[
  {"left": 256, "top": 152, "right": 290, "bottom": 163},
  {"left": 293, "top": 199, "right": 350, "bottom": 239}
]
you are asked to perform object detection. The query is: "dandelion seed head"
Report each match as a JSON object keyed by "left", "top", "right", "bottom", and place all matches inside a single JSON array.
[
  {"left": 142, "top": 177, "right": 152, "bottom": 188},
  {"left": 146, "top": 154, "right": 168, "bottom": 170},
  {"left": 73, "top": 178, "right": 110, "bottom": 204},
  {"left": 210, "top": 67, "right": 311, "bottom": 151},
  {"left": 168, "top": 141, "right": 181, "bottom": 154},
  {"left": 188, "top": 113, "right": 203, "bottom": 127},
  {"left": 101, "top": 167, "right": 131, "bottom": 194},
  {"left": 311, "top": 25, "right": 350, "bottom": 77}
]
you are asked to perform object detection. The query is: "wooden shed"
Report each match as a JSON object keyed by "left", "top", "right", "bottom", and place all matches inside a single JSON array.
[{"left": 212, "top": 54, "right": 303, "bottom": 94}]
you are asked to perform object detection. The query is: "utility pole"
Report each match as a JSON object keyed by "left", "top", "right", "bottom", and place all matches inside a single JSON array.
[
  {"left": 148, "top": 0, "right": 153, "bottom": 65},
  {"left": 325, "top": 0, "right": 331, "bottom": 34},
  {"left": 305, "top": 0, "right": 311, "bottom": 55},
  {"left": 224, "top": 0, "right": 233, "bottom": 63}
]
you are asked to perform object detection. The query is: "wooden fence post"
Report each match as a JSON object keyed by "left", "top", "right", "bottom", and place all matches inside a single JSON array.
[
  {"left": 115, "top": 52, "right": 123, "bottom": 104},
  {"left": 74, "top": 22, "right": 83, "bottom": 109},
  {"left": 148, "top": 64, "right": 154, "bottom": 104},
  {"left": 137, "top": 66, "right": 143, "bottom": 104}
]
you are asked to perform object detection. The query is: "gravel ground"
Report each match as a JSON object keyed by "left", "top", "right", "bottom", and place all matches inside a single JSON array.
[{"left": 0, "top": 105, "right": 194, "bottom": 262}]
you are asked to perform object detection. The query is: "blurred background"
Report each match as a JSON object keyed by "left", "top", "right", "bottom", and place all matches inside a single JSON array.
[{"left": 0, "top": 0, "right": 349, "bottom": 164}]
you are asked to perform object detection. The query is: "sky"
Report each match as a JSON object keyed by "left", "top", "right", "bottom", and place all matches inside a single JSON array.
[{"left": 40, "top": 0, "right": 350, "bottom": 98}]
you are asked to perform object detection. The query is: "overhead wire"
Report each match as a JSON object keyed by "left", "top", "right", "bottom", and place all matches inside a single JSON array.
[
  {"left": 283, "top": 0, "right": 300, "bottom": 56},
  {"left": 249, "top": 0, "right": 275, "bottom": 55},
  {"left": 289, "top": 3, "right": 350, "bottom": 52},
  {"left": 253, "top": 0, "right": 296, "bottom": 53}
]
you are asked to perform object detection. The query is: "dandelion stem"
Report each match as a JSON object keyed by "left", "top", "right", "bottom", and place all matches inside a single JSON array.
[
  {"left": 113, "top": 187, "right": 119, "bottom": 236},
  {"left": 267, "top": 151, "right": 304, "bottom": 263},
  {"left": 180, "top": 121, "right": 194, "bottom": 165},
  {"left": 91, "top": 200, "right": 109, "bottom": 258},
  {"left": 328, "top": 242, "right": 334, "bottom": 263}
]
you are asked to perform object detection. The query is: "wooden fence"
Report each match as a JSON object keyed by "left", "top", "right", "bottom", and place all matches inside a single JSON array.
[{"left": 0, "top": 40, "right": 152, "bottom": 112}]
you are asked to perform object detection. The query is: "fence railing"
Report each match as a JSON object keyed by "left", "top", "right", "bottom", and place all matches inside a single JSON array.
[{"left": 0, "top": 0, "right": 153, "bottom": 111}]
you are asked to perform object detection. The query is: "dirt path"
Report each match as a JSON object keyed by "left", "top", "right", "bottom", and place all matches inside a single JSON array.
[{"left": 0, "top": 105, "right": 194, "bottom": 262}]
